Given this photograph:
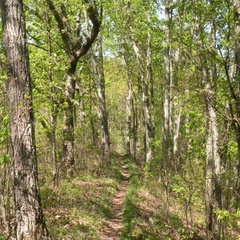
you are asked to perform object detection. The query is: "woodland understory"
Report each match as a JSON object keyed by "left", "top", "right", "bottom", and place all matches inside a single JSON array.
[{"left": 0, "top": 0, "right": 240, "bottom": 239}]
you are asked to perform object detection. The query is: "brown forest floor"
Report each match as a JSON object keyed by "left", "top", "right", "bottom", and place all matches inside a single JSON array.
[
  {"left": 1, "top": 155, "right": 239, "bottom": 240},
  {"left": 99, "top": 157, "right": 129, "bottom": 240}
]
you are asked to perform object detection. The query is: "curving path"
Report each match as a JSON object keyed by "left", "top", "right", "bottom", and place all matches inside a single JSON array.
[{"left": 99, "top": 157, "right": 129, "bottom": 240}]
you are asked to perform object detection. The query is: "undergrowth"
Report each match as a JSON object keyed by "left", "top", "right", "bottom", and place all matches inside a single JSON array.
[
  {"left": 40, "top": 154, "right": 123, "bottom": 240},
  {"left": 2, "top": 153, "right": 239, "bottom": 239},
  {"left": 120, "top": 157, "right": 240, "bottom": 240},
  {"left": 121, "top": 157, "right": 206, "bottom": 240}
]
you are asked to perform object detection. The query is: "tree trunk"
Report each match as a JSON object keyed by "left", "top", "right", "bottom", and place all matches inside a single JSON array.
[
  {"left": 90, "top": 38, "right": 111, "bottom": 163},
  {"left": 147, "top": 25, "right": 155, "bottom": 142},
  {"left": 45, "top": 8, "right": 59, "bottom": 186},
  {"left": 204, "top": 22, "right": 222, "bottom": 239},
  {"left": 126, "top": 1, "right": 154, "bottom": 162},
  {"left": 124, "top": 57, "right": 133, "bottom": 157},
  {"left": 62, "top": 70, "right": 76, "bottom": 167},
  {"left": 1, "top": 0, "right": 50, "bottom": 239},
  {"left": 162, "top": 0, "right": 173, "bottom": 174},
  {"left": 132, "top": 93, "right": 139, "bottom": 161},
  {"left": 145, "top": 18, "right": 155, "bottom": 162},
  {"left": 46, "top": 0, "right": 101, "bottom": 170},
  {"left": 160, "top": 0, "right": 173, "bottom": 220},
  {"left": 233, "top": 0, "right": 240, "bottom": 201},
  {"left": 205, "top": 82, "right": 222, "bottom": 240}
]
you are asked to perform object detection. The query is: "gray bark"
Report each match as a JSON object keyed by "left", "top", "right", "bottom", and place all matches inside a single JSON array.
[
  {"left": 233, "top": 0, "right": 240, "bottom": 201},
  {"left": 162, "top": 0, "right": 173, "bottom": 173},
  {"left": 205, "top": 81, "right": 222, "bottom": 240},
  {"left": 206, "top": 84, "right": 221, "bottom": 239},
  {"left": 124, "top": 53, "right": 133, "bottom": 156},
  {"left": 204, "top": 22, "right": 222, "bottom": 240},
  {"left": 90, "top": 37, "right": 111, "bottom": 163},
  {"left": 126, "top": 2, "right": 154, "bottom": 162},
  {"left": 46, "top": 8, "right": 59, "bottom": 186},
  {"left": 62, "top": 71, "right": 76, "bottom": 167},
  {"left": 1, "top": 0, "right": 50, "bottom": 239},
  {"left": 46, "top": 0, "right": 101, "bottom": 169}
]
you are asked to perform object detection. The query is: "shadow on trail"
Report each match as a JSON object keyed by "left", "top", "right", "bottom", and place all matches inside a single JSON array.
[{"left": 99, "top": 157, "right": 130, "bottom": 240}]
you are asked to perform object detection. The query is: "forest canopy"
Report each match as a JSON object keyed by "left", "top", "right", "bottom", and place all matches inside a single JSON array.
[{"left": 0, "top": 0, "right": 240, "bottom": 239}]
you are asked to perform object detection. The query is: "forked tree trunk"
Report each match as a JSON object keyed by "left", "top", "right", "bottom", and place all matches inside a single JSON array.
[
  {"left": 1, "top": 0, "right": 50, "bottom": 239},
  {"left": 46, "top": 0, "right": 101, "bottom": 170}
]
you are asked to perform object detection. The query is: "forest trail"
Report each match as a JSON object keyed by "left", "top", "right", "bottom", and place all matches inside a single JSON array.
[{"left": 99, "top": 157, "right": 129, "bottom": 240}]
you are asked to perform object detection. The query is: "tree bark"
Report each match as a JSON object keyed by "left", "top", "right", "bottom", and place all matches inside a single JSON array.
[
  {"left": 46, "top": 8, "right": 59, "bottom": 187},
  {"left": 89, "top": 37, "right": 111, "bottom": 163},
  {"left": 162, "top": 0, "right": 173, "bottom": 175},
  {"left": 204, "top": 21, "right": 222, "bottom": 240},
  {"left": 205, "top": 82, "right": 222, "bottom": 240},
  {"left": 46, "top": 0, "right": 101, "bottom": 169},
  {"left": 124, "top": 56, "right": 133, "bottom": 157},
  {"left": 125, "top": 1, "right": 154, "bottom": 162},
  {"left": 62, "top": 69, "right": 77, "bottom": 167},
  {"left": 1, "top": 0, "right": 50, "bottom": 239},
  {"left": 233, "top": 0, "right": 240, "bottom": 201}
]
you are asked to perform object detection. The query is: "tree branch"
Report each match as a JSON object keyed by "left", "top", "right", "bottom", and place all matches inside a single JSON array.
[
  {"left": 76, "top": 1, "right": 101, "bottom": 58},
  {"left": 46, "top": 0, "right": 73, "bottom": 56}
]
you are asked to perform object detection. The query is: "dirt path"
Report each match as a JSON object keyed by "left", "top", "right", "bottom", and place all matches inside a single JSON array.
[{"left": 99, "top": 157, "right": 129, "bottom": 240}]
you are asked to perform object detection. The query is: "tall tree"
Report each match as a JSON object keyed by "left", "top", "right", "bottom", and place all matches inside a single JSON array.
[
  {"left": 123, "top": 49, "right": 133, "bottom": 157},
  {"left": 1, "top": 0, "right": 50, "bottom": 239},
  {"left": 89, "top": 36, "right": 111, "bottom": 163},
  {"left": 233, "top": 0, "right": 240, "bottom": 200},
  {"left": 161, "top": 0, "right": 173, "bottom": 175},
  {"left": 125, "top": 0, "right": 155, "bottom": 162},
  {"left": 46, "top": 0, "right": 101, "bottom": 169},
  {"left": 204, "top": 64, "right": 222, "bottom": 240}
]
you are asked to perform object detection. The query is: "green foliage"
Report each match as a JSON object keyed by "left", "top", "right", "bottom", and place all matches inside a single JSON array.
[
  {"left": 41, "top": 176, "right": 118, "bottom": 239},
  {"left": 0, "top": 153, "right": 10, "bottom": 168},
  {"left": 120, "top": 158, "right": 205, "bottom": 239},
  {"left": 1, "top": 0, "right": 239, "bottom": 238},
  {"left": 121, "top": 158, "right": 140, "bottom": 239},
  {"left": 0, "top": 112, "right": 10, "bottom": 167},
  {"left": 39, "top": 155, "right": 127, "bottom": 239},
  {"left": 216, "top": 208, "right": 240, "bottom": 228}
]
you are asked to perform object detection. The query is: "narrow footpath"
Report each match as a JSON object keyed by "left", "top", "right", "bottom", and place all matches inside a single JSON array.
[{"left": 99, "top": 157, "right": 130, "bottom": 240}]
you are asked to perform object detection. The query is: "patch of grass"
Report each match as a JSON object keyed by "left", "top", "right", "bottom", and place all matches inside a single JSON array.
[
  {"left": 41, "top": 156, "right": 123, "bottom": 239},
  {"left": 120, "top": 158, "right": 206, "bottom": 240},
  {"left": 0, "top": 233, "right": 6, "bottom": 240},
  {"left": 121, "top": 177, "right": 139, "bottom": 239},
  {"left": 121, "top": 159, "right": 143, "bottom": 239}
]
